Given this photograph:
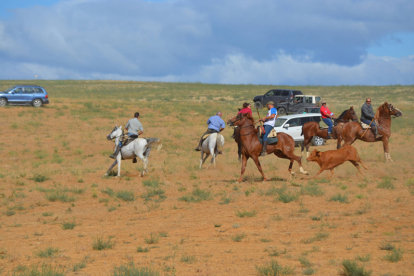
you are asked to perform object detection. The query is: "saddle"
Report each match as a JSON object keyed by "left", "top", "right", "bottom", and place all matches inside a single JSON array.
[
  {"left": 257, "top": 127, "right": 278, "bottom": 145},
  {"left": 257, "top": 127, "right": 277, "bottom": 138}
]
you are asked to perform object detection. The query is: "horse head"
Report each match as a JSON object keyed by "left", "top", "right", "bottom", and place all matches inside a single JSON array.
[
  {"left": 106, "top": 125, "right": 123, "bottom": 140},
  {"left": 227, "top": 113, "right": 250, "bottom": 127},
  {"left": 349, "top": 106, "right": 358, "bottom": 122},
  {"left": 388, "top": 103, "right": 403, "bottom": 117}
]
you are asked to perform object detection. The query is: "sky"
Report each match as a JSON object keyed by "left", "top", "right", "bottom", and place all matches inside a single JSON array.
[{"left": 0, "top": 0, "right": 413, "bottom": 85}]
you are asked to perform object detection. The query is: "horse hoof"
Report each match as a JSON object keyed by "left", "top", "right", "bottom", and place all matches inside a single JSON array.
[{"left": 291, "top": 172, "right": 296, "bottom": 176}]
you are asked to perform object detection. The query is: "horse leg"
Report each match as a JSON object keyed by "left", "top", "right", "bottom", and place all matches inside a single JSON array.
[
  {"left": 116, "top": 155, "right": 122, "bottom": 178},
  {"left": 199, "top": 151, "right": 204, "bottom": 169},
  {"left": 237, "top": 155, "right": 249, "bottom": 184},
  {"left": 336, "top": 135, "right": 342, "bottom": 149},
  {"left": 251, "top": 155, "right": 267, "bottom": 182},
  {"left": 329, "top": 169, "right": 334, "bottom": 179},
  {"left": 382, "top": 137, "right": 393, "bottom": 162},
  {"left": 105, "top": 160, "right": 117, "bottom": 176}
]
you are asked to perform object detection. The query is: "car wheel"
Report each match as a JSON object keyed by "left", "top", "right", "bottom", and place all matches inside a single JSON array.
[
  {"left": 278, "top": 107, "right": 286, "bottom": 116},
  {"left": 254, "top": 101, "right": 263, "bottom": 109},
  {"left": 32, "top": 99, "right": 43, "bottom": 107},
  {"left": 312, "top": 136, "right": 325, "bottom": 146},
  {"left": 0, "top": 98, "right": 7, "bottom": 107}
]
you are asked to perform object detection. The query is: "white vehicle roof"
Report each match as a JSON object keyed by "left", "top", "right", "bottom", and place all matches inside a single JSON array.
[{"left": 277, "top": 113, "right": 321, "bottom": 120}]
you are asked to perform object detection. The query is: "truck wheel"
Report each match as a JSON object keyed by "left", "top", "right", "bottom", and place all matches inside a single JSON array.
[
  {"left": 312, "top": 136, "right": 325, "bottom": 146},
  {"left": 278, "top": 107, "right": 286, "bottom": 116},
  {"left": 254, "top": 101, "right": 263, "bottom": 109}
]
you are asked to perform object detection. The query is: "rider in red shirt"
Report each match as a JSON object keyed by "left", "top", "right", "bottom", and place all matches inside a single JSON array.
[
  {"left": 320, "top": 100, "right": 336, "bottom": 139},
  {"left": 235, "top": 102, "right": 252, "bottom": 161}
]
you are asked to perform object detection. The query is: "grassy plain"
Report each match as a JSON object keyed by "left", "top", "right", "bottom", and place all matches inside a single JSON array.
[{"left": 0, "top": 80, "right": 413, "bottom": 275}]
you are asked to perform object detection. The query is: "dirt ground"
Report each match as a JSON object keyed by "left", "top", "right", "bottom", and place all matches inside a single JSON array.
[{"left": 0, "top": 84, "right": 414, "bottom": 276}]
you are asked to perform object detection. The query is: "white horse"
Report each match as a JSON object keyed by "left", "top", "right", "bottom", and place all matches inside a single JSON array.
[
  {"left": 200, "top": 133, "right": 225, "bottom": 168},
  {"left": 105, "top": 126, "right": 162, "bottom": 177}
]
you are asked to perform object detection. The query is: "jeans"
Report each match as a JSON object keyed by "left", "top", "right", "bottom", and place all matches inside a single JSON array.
[
  {"left": 262, "top": 125, "right": 274, "bottom": 142},
  {"left": 322, "top": 118, "right": 333, "bottom": 134},
  {"left": 361, "top": 119, "right": 376, "bottom": 127}
]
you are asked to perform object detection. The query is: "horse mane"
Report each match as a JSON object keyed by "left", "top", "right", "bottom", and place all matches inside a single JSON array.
[
  {"left": 376, "top": 102, "right": 389, "bottom": 118},
  {"left": 337, "top": 109, "right": 349, "bottom": 120}
]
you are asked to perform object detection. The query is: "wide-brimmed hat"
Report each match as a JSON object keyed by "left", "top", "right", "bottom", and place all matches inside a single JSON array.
[
  {"left": 267, "top": 101, "right": 275, "bottom": 105},
  {"left": 321, "top": 100, "right": 326, "bottom": 104}
]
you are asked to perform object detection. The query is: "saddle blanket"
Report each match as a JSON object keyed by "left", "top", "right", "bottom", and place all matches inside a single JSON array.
[
  {"left": 257, "top": 132, "right": 278, "bottom": 145},
  {"left": 360, "top": 122, "right": 371, "bottom": 129}
]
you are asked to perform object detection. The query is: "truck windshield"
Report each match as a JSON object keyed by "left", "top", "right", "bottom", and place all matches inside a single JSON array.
[{"left": 274, "top": 118, "right": 287, "bottom": 127}]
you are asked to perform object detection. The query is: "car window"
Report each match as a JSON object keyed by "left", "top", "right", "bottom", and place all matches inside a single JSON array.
[
  {"left": 301, "top": 117, "right": 312, "bottom": 125},
  {"left": 24, "top": 87, "right": 35, "bottom": 94},
  {"left": 274, "top": 90, "right": 281, "bottom": 96},
  {"left": 288, "top": 118, "right": 301, "bottom": 127},
  {"left": 265, "top": 90, "right": 274, "bottom": 96},
  {"left": 4, "top": 87, "right": 14, "bottom": 93},
  {"left": 274, "top": 118, "right": 286, "bottom": 127},
  {"left": 281, "top": 90, "right": 289, "bottom": 97},
  {"left": 14, "top": 88, "right": 23, "bottom": 94},
  {"left": 34, "top": 88, "right": 44, "bottom": 93},
  {"left": 312, "top": 116, "right": 321, "bottom": 123},
  {"left": 315, "top": 97, "right": 321, "bottom": 102},
  {"left": 305, "top": 96, "right": 312, "bottom": 103}
]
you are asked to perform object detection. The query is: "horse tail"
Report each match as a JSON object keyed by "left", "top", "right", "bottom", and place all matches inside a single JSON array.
[
  {"left": 355, "top": 150, "right": 368, "bottom": 170},
  {"left": 146, "top": 138, "right": 162, "bottom": 152},
  {"left": 216, "top": 134, "right": 224, "bottom": 152}
]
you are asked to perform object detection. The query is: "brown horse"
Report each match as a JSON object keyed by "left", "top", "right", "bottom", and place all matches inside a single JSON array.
[
  {"left": 228, "top": 113, "right": 308, "bottom": 183},
  {"left": 301, "top": 106, "right": 358, "bottom": 157},
  {"left": 341, "top": 102, "right": 402, "bottom": 162}
]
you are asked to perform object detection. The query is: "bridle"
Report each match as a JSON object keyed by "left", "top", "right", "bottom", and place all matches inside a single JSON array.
[
  {"left": 231, "top": 113, "right": 256, "bottom": 137},
  {"left": 106, "top": 126, "right": 125, "bottom": 141}
]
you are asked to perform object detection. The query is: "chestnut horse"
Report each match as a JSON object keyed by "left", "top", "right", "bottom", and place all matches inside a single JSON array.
[
  {"left": 341, "top": 102, "right": 402, "bottom": 162},
  {"left": 228, "top": 113, "right": 308, "bottom": 183},
  {"left": 301, "top": 106, "right": 358, "bottom": 157}
]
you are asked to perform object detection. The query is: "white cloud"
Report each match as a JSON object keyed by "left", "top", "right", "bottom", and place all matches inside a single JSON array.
[{"left": 0, "top": 0, "right": 413, "bottom": 84}]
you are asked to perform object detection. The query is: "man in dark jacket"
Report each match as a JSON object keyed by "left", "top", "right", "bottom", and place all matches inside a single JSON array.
[{"left": 360, "top": 98, "right": 378, "bottom": 137}]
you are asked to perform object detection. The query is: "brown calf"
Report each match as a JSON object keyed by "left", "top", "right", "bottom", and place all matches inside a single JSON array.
[{"left": 306, "top": 145, "right": 368, "bottom": 178}]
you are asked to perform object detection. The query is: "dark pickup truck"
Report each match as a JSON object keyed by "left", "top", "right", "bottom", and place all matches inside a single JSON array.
[
  {"left": 276, "top": 95, "right": 321, "bottom": 116},
  {"left": 253, "top": 89, "right": 303, "bottom": 109}
]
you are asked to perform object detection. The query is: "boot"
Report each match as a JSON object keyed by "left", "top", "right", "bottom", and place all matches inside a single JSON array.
[
  {"left": 326, "top": 133, "right": 332, "bottom": 139},
  {"left": 110, "top": 145, "right": 121, "bottom": 159},
  {"left": 371, "top": 126, "right": 377, "bottom": 138},
  {"left": 260, "top": 141, "right": 268, "bottom": 156},
  {"left": 194, "top": 137, "right": 203, "bottom": 151}
]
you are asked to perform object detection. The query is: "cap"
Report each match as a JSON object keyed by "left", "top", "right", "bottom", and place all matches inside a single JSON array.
[
  {"left": 267, "top": 101, "right": 275, "bottom": 105},
  {"left": 321, "top": 100, "right": 326, "bottom": 104}
]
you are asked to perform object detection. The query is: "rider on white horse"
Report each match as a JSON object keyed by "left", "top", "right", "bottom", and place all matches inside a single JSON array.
[
  {"left": 110, "top": 112, "right": 144, "bottom": 160},
  {"left": 194, "top": 111, "right": 225, "bottom": 153}
]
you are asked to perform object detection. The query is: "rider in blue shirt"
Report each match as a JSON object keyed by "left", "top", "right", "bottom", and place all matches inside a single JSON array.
[
  {"left": 195, "top": 112, "right": 225, "bottom": 152},
  {"left": 259, "top": 101, "right": 277, "bottom": 156}
]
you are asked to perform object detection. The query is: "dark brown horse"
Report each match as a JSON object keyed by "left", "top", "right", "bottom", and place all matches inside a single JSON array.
[
  {"left": 341, "top": 102, "right": 402, "bottom": 162},
  {"left": 301, "top": 106, "right": 358, "bottom": 157},
  {"left": 228, "top": 113, "right": 308, "bottom": 183}
]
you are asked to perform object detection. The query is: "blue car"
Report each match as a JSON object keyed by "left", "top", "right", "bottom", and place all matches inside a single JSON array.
[{"left": 0, "top": 85, "right": 49, "bottom": 107}]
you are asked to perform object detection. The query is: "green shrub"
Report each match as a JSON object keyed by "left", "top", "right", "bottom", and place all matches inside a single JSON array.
[
  {"left": 12, "top": 263, "right": 64, "bottom": 276},
  {"left": 92, "top": 237, "right": 115, "bottom": 250},
  {"left": 45, "top": 191, "right": 75, "bottom": 202},
  {"left": 116, "top": 190, "right": 135, "bottom": 201},
  {"left": 303, "top": 268, "right": 316, "bottom": 275},
  {"left": 278, "top": 191, "right": 299, "bottom": 203},
  {"left": 112, "top": 262, "right": 159, "bottom": 276},
  {"left": 178, "top": 188, "right": 212, "bottom": 203},
  {"left": 232, "top": 233, "right": 246, "bottom": 242},
  {"left": 136, "top": 246, "right": 150, "bottom": 253},
  {"left": 180, "top": 255, "right": 197, "bottom": 263},
  {"left": 377, "top": 177, "right": 395, "bottom": 189},
  {"left": 72, "top": 261, "right": 87, "bottom": 272},
  {"left": 236, "top": 210, "right": 257, "bottom": 218},
  {"left": 301, "top": 183, "right": 325, "bottom": 197},
  {"left": 379, "top": 242, "right": 395, "bottom": 251},
  {"left": 299, "top": 255, "right": 313, "bottom": 267},
  {"left": 144, "top": 233, "right": 159, "bottom": 244},
  {"left": 6, "top": 210, "right": 16, "bottom": 216},
  {"left": 341, "top": 259, "right": 371, "bottom": 276},
  {"left": 61, "top": 220, "right": 77, "bottom": 230},
  {"left": 142, "top": 179, "right": 161, "bottom": 188},
  {"left": 219, "top": 195, "right": 232, "bottom": 205},
  {"left": 30, "top": 174, "right": 50, "bottom": 183},
  {"left": 329, "top": 193, "right": 349, "bottom": 203},
  {"left": 141, "top": 188, "right": 166, "bottom": 202},
  {"left": 356, "top": 254, "right": 370, "bottom": 262},
  {"left": 256, "top": 260, "right": 295, "bottom": 275},
  {"left": 383, "top": 248, "right": 403, "bottom": 263},
  {"left": 101, "top": 187, "right": 115, "bottom": 197},
  {"left": 36, "top": 247, "right": 59, "bottom": 258}
]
